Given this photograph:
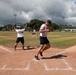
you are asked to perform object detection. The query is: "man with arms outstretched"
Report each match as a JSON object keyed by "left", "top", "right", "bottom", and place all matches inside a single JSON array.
[{"left": 14, "top": 25, "right": 27, "bottom": 50}]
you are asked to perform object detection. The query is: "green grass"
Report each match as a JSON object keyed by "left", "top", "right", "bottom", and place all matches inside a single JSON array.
[
  {"left": 48, "top": 32, "right": 76, "bottom": 48},
  {"left": 0, "top": 31, "right": 76, "bottom": 48}
]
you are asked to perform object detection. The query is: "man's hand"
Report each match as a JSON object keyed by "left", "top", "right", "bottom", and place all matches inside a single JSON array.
[
  {"left": 14, "top": 25, "right": 16, "bottom": 30},
  {"left": 46, "top": 29, "right": 51, "bottom": 32},
  {"left": 39, "top": 29, "right": 51, "bottom": 33}
]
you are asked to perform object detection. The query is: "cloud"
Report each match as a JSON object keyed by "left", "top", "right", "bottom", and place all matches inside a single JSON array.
[{"left": 0, "top": 0, "right": 76, "bottom": 26}]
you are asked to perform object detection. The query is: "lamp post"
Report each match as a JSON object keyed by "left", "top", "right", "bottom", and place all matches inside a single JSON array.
[
  {"left": 62, "top": 16, "right": 65, "bottom": 25},
  {"left": 14, "top": 14, "right": 17, "bottom": 25},
  {"left": 61, "top": 16, "right": 65, "bottom": 31}
]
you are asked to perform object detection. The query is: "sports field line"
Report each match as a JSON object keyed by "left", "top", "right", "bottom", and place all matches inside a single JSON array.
[
  {"left": 57, "top": 46, "right": 76, "bottom": 55},
  {"left": 0, "top": 46, "right": 13, "bottom": 53},
  {"left": 32, "top": 58, "right": 40, "bottom": 62},
  {"left": 43, "top": 59, "right": 75, "bottom": 71},
  {"left": 57, "top": 49, "right": 69, "bottom": 55},
  {"left": 33, "top": 54, "right": 74, "bottom": 71},
  {"left": 61, "top": 59, "right": 72, "bottom": 70},
  {"left": 0, "top": 62, "right": 30, "bottom": 71}
]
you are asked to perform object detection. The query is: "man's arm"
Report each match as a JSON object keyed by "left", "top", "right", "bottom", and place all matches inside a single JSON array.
[
  {"left": 24, "top": 24, "right": 28, "bottom": 29},
  {"left": 39, "top": 29, "right": 51, "bottom": 33},
  {"left": 14, "top": 25, "right": 16, "bottom": 31}
]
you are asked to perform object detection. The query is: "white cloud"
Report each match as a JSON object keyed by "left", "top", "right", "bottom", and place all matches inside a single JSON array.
[{"left": 0, "top": 0, "right": 76, "bottom": 25}]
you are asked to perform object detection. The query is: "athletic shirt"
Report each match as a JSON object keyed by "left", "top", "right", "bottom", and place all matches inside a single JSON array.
[
  {"left": 40, "top": 24, "right": 48, "bottom": 37},
  {"left": 16, "top": 29, "right": 25, "bottom": 38}
]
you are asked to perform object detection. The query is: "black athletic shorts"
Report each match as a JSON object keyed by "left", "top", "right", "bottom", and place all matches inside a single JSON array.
[
  {"left": 16, "top": 37, "right": 24, "bottom": 44},
  {"left": 40, "top": 36, "right": 49, "bottom": 44}
]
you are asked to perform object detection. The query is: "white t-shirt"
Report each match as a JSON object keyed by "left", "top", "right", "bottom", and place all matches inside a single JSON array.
[
  {"left": 40, "top": 24, "right": 48, "bottom": 37},
  {"left": 16, "top": 29, "right": 25, "bottom": 37}
]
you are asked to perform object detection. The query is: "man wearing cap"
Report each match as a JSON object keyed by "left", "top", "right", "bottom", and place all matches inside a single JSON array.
[{"left": 35, "top": 20, "right": 52, "bottom": 60}]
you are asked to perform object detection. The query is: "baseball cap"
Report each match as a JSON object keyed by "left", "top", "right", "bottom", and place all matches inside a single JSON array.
[{"left": 47, "top": 20, "right": 51, "bottom": 24}]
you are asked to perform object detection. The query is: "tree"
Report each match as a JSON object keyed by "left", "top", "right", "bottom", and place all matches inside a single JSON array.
[
  {"left": 26, "top": 19, "right": 44, "bottom": 31},
  {"left": 4, "top": 24, "right": 14, "bottom": 31}
]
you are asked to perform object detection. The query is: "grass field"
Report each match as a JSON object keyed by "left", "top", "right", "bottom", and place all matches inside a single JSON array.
[{"left": 0, "top": 31, "right": 76, "bottom": 48}]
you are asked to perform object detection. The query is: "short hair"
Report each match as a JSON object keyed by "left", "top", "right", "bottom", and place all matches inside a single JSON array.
[{"left": 47, "top": 20, "right": 51, "bottom": 24}]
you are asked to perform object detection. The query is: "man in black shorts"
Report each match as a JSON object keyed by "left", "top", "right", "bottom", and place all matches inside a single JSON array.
[
  {"left": 35, "top": 20, "right": 52, "bottom": 60},
  {"left": 14, "top": 25, "right": 26, "bottom": 50}
]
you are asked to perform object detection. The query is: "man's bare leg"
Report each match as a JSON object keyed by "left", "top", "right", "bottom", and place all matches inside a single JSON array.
[
  {"left": 36, "top": 45, "right": 44, "bottom": 56},
  {"left": 40, "top": 43, "right": 50, "bottom": 55},
  {"left": 22, "top": 43, "right": 24, "bottom": 50},
  {"left": 14, "top": 43, "right": 18, "bottom": 50},
  {"left": 35, "top": 45, "right": 44, "bottom": 60}
]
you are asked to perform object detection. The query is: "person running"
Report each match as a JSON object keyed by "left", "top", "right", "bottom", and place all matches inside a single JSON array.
[
  {"left": 35, "top": 20, "right": 52, "bottom": 60},
  {"left": 14, "top": 25, "right": 27, "bottom": 50}
]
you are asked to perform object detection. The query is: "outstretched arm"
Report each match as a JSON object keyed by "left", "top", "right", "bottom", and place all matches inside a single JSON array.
[
  {"left": 24, "top": 24, "right": 28, "bottom": 30},
  {"left": 14, "top": 24, "right": 16, "bottom": 31}
]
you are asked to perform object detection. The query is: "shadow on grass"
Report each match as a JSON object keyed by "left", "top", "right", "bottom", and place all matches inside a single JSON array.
[{"left": 42, "top": 54, "right": 67, "bottom": 59}]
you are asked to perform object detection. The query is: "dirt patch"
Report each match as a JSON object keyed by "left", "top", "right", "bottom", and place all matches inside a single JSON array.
[{"left": 0, "top": 45, "right": 76, "bottom": 75}]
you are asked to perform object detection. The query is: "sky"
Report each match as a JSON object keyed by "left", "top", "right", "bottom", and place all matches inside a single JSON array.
[{"left": 0, "top": 0, "right": 76, "bottom": 26}]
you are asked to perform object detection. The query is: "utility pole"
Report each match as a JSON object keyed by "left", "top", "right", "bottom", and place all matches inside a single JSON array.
[{"left": 14, "top": 14, "right": 17, "bottom": 25}]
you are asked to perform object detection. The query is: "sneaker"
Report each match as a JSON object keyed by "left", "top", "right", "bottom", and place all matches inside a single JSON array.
[
  {"left": 35, "top": 55, "right": 40, "bottom": 60},
  {"left": 14, "top": 47, "right": 16, "bottom": 50},
  {"left": 40, "top": 52, "right": 43, "bottom": 56},
  {"left": 22, "top": 46, "right": 25, "bottom": 50},
  {"left": 23, "top": 47, "right": 25, "bottom": 50},
  {"left": 14, "top": 46, "right": 16, "bottom": 51},
  {"left": 27, "top": 46, "right": 29, "bottom": 49}
]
